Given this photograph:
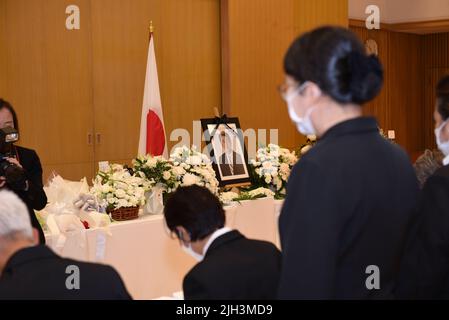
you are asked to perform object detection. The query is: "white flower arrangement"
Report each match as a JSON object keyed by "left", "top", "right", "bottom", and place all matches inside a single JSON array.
[
  {"left": 219, "top": 191, "right": 239, "bottom": 204},
  {"left": 170, "top": 145, "right": 219, "bottom": 195},
  {"left": 90, "top": 164, "right": 150, "bottom": 211},
  {"left": 132, "top": 155, "right": 179, "bottom": 194},
  {"left": 247, "top": 187, "right": 275, "bottom": 198},
  {"left": 219, "top": 187, "right": 275, "bottom": 203},
  {"left": 249, "top": 144, "right": 298, "bottom": 197}
]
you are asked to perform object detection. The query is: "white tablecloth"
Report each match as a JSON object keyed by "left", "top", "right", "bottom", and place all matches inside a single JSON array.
[{"left": 45, "top": 198, "right": 283, "bottom": 299}]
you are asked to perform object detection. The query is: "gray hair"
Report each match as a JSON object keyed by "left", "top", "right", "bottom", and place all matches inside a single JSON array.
[{"left": 0, "top": 190, "right": 32, "bottom": 239}]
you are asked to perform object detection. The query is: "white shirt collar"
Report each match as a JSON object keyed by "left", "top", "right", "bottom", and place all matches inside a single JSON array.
[
  {"left": 444, "top": 154, "right": 449, "bottom": 166},
  {"left": 202, "top": 227, "right": 232, "bottom": 256}
]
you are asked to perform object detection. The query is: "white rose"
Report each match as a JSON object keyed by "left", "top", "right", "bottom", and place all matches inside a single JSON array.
[
  {"left": 163, "top": 171, "right": 172, "bottom": 180},
  {"left": 145, "top": 157, "right": 158, "bottom": 168}
]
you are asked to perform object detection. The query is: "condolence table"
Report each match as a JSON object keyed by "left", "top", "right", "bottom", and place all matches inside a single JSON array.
[{"left": 44, "top": 198, "right": 283, "bottom": 299}]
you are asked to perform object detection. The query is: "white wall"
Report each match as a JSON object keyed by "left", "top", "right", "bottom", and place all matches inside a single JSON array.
[{"left": 349, "top": 0, "right": 449, "bottom": 23}]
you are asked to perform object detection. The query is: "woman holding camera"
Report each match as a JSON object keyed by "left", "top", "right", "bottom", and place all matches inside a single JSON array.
[{"left": 0, "top": 99, "right": 47, "bottom": 244}]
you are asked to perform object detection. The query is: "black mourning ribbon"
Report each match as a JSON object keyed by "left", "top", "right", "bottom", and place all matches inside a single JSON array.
[{"left": 211, "top": 114, "right": 237, "bottom": 137}]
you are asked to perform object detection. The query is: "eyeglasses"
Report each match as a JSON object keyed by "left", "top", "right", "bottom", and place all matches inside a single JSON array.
[
  {"left": 277, "top": 82, "right": 300, "bottom": 100},
  {"left": 278, "top": 81, "right": 309, "bottom": 100}
]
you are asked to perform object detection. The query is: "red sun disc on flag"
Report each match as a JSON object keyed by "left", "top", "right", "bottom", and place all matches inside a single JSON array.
[{"left": 146, "top": 109, "right": 165, "bottom": 156}]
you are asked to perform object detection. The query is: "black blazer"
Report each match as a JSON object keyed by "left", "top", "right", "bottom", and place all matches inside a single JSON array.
[
  {"left": 396, "top": 164, "right": 449, "bottom": 299},
  {"left": 14, "top": 146, "right": 47, "bottom": 244},
  {"left": 183, "top": 230, "right": 281, "bottom": 300},
  {"left": 278, "top": 117, "right": 419, "bottom": 299},
  {"left": 0, "top": 245, "right": 132, "bottom": 300},
  {"left": 219, "top": 152, "right": 246, "bottom": 177}
]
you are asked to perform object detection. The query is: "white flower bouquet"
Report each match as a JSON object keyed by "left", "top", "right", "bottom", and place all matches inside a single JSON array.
[
  {"left": 132, "top": 155, "right": 179, "bottom": 193},
  {"left": 249, "top": 144, "right": 298, "bottom": 198},
  {"left": 219, "top": 187, "right": 275, "bottom": 204},
  {"left": 170, "top": 145, "right": 219, "bottom": 195},
  {"left": 90, "top": 164, "right": 150, "bottom": 216}
]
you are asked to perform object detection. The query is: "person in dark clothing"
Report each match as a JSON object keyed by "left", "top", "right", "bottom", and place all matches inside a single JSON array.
[
  {"left": 164, "top": 185, "right": 281, "bottom": 300},
  {"left": 277, "top": 26, "right": 419, "bottom": 299},
  {"left": 0, "top": 190, "right": 131, "bottom": 300},
  {"left": 396, "top": 75, "right": 449, "bottom": 299},
  {"left": 0, "top": 99, "right": 47, "bottom": 244}
]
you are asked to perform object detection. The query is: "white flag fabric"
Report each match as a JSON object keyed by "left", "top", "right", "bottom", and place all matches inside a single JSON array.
[{"left": 138, "top": 34, "right": 168, "bottom": 158}]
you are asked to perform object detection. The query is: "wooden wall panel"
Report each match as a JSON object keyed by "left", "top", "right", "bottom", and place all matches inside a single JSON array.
[
  {"left": 0, "top": 0, "right": 95, "bottom": 183},
  {"left": 293, "top": 0, "right": 348, "bottom": 32},
  {"left": 223, "top": 0, "right": 348, "bottom": 151},
  {"left": 90, "top": 0, "right": 222, "bottom": 165},
  {"left": 422, "top": 33, "right": 449, "bottom": 151},
  {"left": 0, "top": 0, "right": 221, "bottom": 181},
  {"left": 224, "top": 0, "right": 296, "bottom": 151},
  {"left": 351, "top": 26, "right": 424, "bottom": 157},
  {"left": 388, "top": 31, "right": 423, "bottom": 155},
  {"left": 0, "top": 1, "right": 6, "bottom": 94}
]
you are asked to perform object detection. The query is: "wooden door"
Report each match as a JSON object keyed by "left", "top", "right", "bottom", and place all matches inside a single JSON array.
[{"left": 0, "top": 0, "right": 95, "bottom": 183}]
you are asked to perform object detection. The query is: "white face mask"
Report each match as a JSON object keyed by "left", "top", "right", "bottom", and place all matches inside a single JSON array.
[
  {"left": 181, "top": 243, "right": 204, "bottom": 262},
  {"left": 435, "top": 119, "right": 449, "bottom": 156},
  {"left": 284, "top": 82, "right": 316, "bottom": 136}
]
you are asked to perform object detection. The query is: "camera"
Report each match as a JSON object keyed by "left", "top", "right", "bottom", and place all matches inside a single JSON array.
[{"left": 0, "top": 127, "right": 27, "bottom": 191}]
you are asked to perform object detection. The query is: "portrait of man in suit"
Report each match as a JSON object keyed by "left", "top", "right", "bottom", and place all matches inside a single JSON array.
[{"left": 213, "top": 125, "right": 247, "bottom": 178}]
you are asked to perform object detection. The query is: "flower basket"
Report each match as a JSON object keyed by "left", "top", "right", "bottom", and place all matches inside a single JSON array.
[{"left": 108, "top": 206, "right": 139, "bottom": 221}]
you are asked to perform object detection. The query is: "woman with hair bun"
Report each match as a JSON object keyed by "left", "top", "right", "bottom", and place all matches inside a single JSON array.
[{"left": 278, "top": 26, "right": 419, "bottom": 299}]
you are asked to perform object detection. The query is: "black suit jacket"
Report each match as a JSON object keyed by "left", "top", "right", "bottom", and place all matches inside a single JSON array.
[
  {"left": 13, "top": 146, "right": 47, "bottom": 244},
  {"left": 0, "top": 245, "right": 132, "bottom": 300},
  {"left": 219, "top": 152, "right": 246, "bottom": 177},
  {"left": 278, "top": 117, "right": 419, "bottom": 299},
  {"left": 396, "top": 164, "right": 449, "bottom": 299},
  {"left": 183, "top": 230, "right": 281, "bottom": 300}
]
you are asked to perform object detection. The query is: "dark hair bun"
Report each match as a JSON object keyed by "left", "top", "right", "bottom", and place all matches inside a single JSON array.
[
  {"left": 284, "top": 26, "right": 384, "bottom": 105},
  {"left": 346, "top": 51, "right": 383, "bottom": 104}
]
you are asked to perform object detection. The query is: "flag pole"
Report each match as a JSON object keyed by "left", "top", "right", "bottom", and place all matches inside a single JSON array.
[{"left": 149, "top": 21, "right": 154, "bottom": 41}]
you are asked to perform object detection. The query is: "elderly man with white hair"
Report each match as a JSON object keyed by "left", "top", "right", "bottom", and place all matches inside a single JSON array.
[{"left": 0, "top": 190, "right": 131, "bottom": 300}]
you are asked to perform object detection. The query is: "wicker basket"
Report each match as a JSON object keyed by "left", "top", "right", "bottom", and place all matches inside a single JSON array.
[{"left": 108, "top": 206, "right": 139, "bottom": 221}]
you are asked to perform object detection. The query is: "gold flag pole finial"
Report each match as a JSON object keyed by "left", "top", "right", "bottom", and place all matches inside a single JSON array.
[{"left": 149, "top": 21, "right": 154, "bottom": 41}]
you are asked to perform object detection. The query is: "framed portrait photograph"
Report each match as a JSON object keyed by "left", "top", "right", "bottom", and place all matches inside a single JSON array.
[{"left": 201, "top": 117, "right": 251, "bottom": 188}]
